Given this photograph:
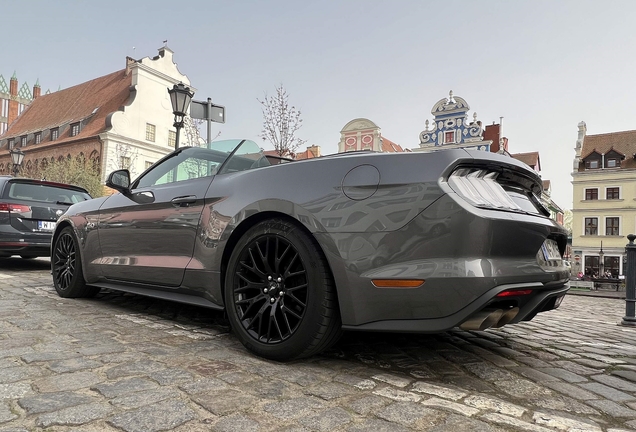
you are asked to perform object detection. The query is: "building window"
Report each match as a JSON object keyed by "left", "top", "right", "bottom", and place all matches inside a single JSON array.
[
  {"left": 20, "top": 135, "right": 27, "bottom": 147},
  {"left": 34, "top": 132, "right": 41, "bottom": 144},
  {"left": 604, "top": 256, "right": 620, "bottom": 278},
  {"left": 51, "top": 128, "right": 59, "bottom": 140},
  {"left": 585, "top": 160, "right": 599, "bottom": 169},
  {"left": 168, "top": 130, "right": 176, "bottom": 147},
  {"left": 585, "top": 188, "right": 598, "bottom": 200},
  {"left": 8, "top": 138, "right": 14, "bottom": 149},
  {"left": 444, "top": 131, "right": 455, "bottom": 144},
  {"left": 606, "top": 187, "right": 620, "bottom": 200},
  {"left": 585, "top": 217, "right": 598, "bottom": 235},
  {"left": 120, "top": 156, "right": 131, "bottom": 170},
  {"left": 145, "top": 161, "right": 153, "bottom": 170},
  {"left": 584, "top": 256, "right": 600, "bottom": 278},
  {"left": 606, "top": 158, "right": 620, "bottom": 168},
  {"left": 606, "top": 217, "right": 620, "bottom": 236},
  {"left": 145, "top": 123, "right": 156, "bottom": 142},
  {"left": 70, "top": 122, "right": 80, "bottom": 137}
]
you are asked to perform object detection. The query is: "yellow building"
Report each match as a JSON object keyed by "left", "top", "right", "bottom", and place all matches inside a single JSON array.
[{"left": 571, "top": 121, "right": 636, "bottom": 278}]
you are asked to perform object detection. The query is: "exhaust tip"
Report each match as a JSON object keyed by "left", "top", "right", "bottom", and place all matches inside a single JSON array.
[
  {"left": 460, "top": 309, "right": 504, "bottom": 331},
  {"left": 493, "top": 307, "right": 520, "bottom": 328}
]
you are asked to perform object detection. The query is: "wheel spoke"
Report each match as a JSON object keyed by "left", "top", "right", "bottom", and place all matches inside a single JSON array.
[
  {"left": 232, "top": 233, "right": 308, "bottom": 344},
  {"left": 53, "top": 233, "right": 77, "bottom": 291}
]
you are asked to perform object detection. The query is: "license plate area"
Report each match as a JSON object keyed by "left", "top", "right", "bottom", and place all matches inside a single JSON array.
[
  {"left": 541, "top": 239, "right": 561, "bottom": 261},
  {"left": 37, "top": 221, "right": 56, "bottom": 231}
]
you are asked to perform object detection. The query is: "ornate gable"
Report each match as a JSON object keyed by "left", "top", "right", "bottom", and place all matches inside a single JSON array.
[{"left": 419, "top": 91, "right": 488, "bottom": 152}]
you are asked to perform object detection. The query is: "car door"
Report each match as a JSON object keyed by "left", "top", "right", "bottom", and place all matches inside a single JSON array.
[{"left": 96, "top": 149, "right": 219, "bottom": 286}]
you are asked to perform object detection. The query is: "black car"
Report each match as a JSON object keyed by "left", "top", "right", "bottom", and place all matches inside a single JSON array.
[
  {"left": 50, "top": 139, "right": 569, "bottom": 361},
  {"left": 0, "top": 176, "right": 91, "bottom": 258}
]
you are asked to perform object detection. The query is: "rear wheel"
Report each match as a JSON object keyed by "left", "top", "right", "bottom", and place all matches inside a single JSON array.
[
  {"left": 52, "top": 227, "right": 100, "bottom": 298},
  {"left": 225, "top": 219, "right": 342, "bottom": 361}
]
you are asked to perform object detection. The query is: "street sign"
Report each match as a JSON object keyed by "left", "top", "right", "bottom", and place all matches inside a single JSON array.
[{"left": 190, "top": 99, "right": 225, "bottom": 124}]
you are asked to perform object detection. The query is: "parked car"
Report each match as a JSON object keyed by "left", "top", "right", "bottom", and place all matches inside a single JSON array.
[
  {"left": 0, "top": 176, "right": 91, "bottom": 259},
  {"left": 50, "top": 139, "right": 569, "bottom": 361}
]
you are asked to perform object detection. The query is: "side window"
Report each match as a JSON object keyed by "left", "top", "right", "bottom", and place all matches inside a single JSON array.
[
  {"left": 135, "top": 148, "right": 225, "bottom": 189},
  {"left": 153, "top": 156, "right": 220, "bottom": 185}
]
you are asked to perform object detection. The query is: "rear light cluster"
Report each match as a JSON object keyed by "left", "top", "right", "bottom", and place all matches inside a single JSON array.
[
  {"left": 0, "top": 203, "right": 31, "bottom": 212},
  {"left": 448, "top": 168, "right": 523, "bottom": 211}
]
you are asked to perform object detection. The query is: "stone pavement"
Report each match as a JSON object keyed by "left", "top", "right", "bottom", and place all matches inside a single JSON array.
[{"left": 2, "top": 258, "right": 636, "bottom": 431}]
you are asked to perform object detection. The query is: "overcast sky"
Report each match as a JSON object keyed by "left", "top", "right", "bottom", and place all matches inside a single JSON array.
[{"left": 4, "top": 0, "right": 636, "bottom": 209}]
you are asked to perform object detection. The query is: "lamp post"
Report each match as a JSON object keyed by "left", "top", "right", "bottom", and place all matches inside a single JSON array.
[
  {"left": 167, "top": 82, "right": 194, "bottom": 149},
  {"left": 622, "top": 234, "right": 636, "bottom": 326},
  {"left": 599, "top": 241, "right": 605, "bottom": 278},
  {"left": 9, "top": 148, "right": 25, "bottom": 176}
]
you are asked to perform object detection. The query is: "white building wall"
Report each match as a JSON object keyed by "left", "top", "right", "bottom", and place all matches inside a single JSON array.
[{"left": 100, "top": 47, "right": 198, "bottom": 181}]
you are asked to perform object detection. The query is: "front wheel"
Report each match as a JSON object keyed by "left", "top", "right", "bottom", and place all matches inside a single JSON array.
[
  {"left": 52, "top": 227, "right": 100, "bottom": 298},
  {"left": 225, "top": 219, "right": 342, "bottom": 361}
]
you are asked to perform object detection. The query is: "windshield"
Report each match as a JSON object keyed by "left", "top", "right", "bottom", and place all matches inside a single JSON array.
[{"left": 134, "top": 139, "right": 270, "bottom": 188}]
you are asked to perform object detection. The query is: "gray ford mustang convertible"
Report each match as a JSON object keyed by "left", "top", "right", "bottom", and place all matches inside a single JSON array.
[{"left": 51, "top": 139, "right": 569, "bottom": 361}]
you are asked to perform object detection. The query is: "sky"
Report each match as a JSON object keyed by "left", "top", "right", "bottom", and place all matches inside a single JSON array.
[{"left": 4, "top": 0, "right": 636, "bottom": 209}]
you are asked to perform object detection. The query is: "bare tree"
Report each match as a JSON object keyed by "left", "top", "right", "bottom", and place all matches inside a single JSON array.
[
  {"left": 258, "top": 85, "right": 306, "bottom": 157},
  {"left": 181, "top": 116, "right": 206, "bottom": 147},
  {"left": 108, "top": 143, "right": 139, "bottom": 177}
]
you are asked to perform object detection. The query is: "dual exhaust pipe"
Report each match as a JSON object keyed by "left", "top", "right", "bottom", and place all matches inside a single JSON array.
[{"left": 459, "top": 307, "right": 519, "bottom": 331}]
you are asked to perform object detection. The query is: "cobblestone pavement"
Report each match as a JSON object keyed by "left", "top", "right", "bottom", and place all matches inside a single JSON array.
[{"left": 2, "top": 258, "right": 636, "bottom": 431}]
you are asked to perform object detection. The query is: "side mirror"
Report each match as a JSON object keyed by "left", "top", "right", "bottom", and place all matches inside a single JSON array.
[{"left": 106, "top": 170, "right": 131, "bottom": 194}]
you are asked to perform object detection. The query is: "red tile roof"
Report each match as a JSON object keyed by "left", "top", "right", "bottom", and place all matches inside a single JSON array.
[
  {"left": 580, "top": 130, "right": 636, "bottom": 169},
  {"left": 380, "top": 136, "right": 408, "bottom": 153},
  {"left": 511, "top": 151, "right": 540, "bottom": 171},
  {"left": 1, "top": 69, "right": 132, "bottom": 148}
]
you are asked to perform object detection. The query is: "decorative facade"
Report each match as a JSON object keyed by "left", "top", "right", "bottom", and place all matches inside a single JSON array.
[
  {"left": 414, "top": 91, "right": 492, "bottom": 153},
  {"left": 0, "top": 46, "right": 198, "bottom": 186},
  {"left": 337, "top": 118, "right": 407, "bottom": 153},
  {"left": 571, "top": 121, "right": 636, "bottom": 278}
]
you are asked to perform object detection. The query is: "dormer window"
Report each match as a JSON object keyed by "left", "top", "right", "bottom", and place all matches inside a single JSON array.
[
  {"left": 20, "top": 135, "right": 27, "bottom": 147},
  {"left": 8, "top": 138, "right": 14, "bottom": 149},
  {"left": 607, "top": 158, "right": 619, "bottom": 168},
  {"left": 585, "top": 160, "right": 599, "bottom": 169},
  {"left": 70, "top": 122, "right": 80, "bottom": 137},
  {"left": 51, "top": 128, "right": 59, "bottom": 141},
  {"left": 34, "top": 132, "right": 41, "bottom": 144},
  {"left": 444, "top": 131, "right": 455, "bottom": 144}
]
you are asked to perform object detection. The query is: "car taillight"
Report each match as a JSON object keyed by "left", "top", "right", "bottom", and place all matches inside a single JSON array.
[
  {"left": 448, "top": 169, "right": 523, "bottom": 211},
  {"left": 496, "top": 289, "right": 533, "bottom": 297},
  {"left": 0, "top": 203, "right": 31, "bottom": 212}
]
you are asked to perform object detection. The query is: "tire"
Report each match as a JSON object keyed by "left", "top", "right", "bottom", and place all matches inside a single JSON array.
[
  {"left": 225, "top": 218, "right": 342, "bottom": 361},
  {"left": 52, "top": 227, "right": 100, "bottom": 298}
]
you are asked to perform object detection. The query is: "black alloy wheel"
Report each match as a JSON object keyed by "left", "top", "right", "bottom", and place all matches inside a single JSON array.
[
  {"left": 225, "top": 219, "right": 342, "bottom": 361},
  {"left": 52, "top": 227, "right": 99, "bottom": 298}
]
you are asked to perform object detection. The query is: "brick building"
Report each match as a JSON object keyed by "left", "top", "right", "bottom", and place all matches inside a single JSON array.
[{"left": 0, "top": 46, "right": 194, "bottom": 185}]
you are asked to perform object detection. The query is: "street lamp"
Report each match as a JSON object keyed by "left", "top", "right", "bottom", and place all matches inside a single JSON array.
[
  {"left": 9, "top": 148, "right": 25, "bottom": 176},
  {"left": 599, "top": 241, "right": 605, "bottom": 277},
  {"left": 167, "top": 82, "right": 194, "bottom": 149}
]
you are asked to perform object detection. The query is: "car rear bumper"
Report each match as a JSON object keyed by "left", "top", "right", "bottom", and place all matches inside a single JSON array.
[
  {"left": 341, "top": 282, "right": 568, "bottom": 332},
  {"left": 0, "top": 227, "right": 53, "bottom": 256}
]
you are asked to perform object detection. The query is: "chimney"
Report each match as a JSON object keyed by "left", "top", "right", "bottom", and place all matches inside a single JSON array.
[
  {"left": 33, "top": 79, "right": 41, "bottom": 99},
  {"left": 7, "top": 72, "right": 19, "bottom": 125},
  {"left": 125, "top": 56, "right": 136, "bottom": 75},
  {"left": 308, "top": 145, "right": 321, "bottom": 157}
]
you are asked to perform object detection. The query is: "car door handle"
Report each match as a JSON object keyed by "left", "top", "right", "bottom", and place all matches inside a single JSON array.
[{"left": 171, "top": 195, "right": 197, "bottom": 206}]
